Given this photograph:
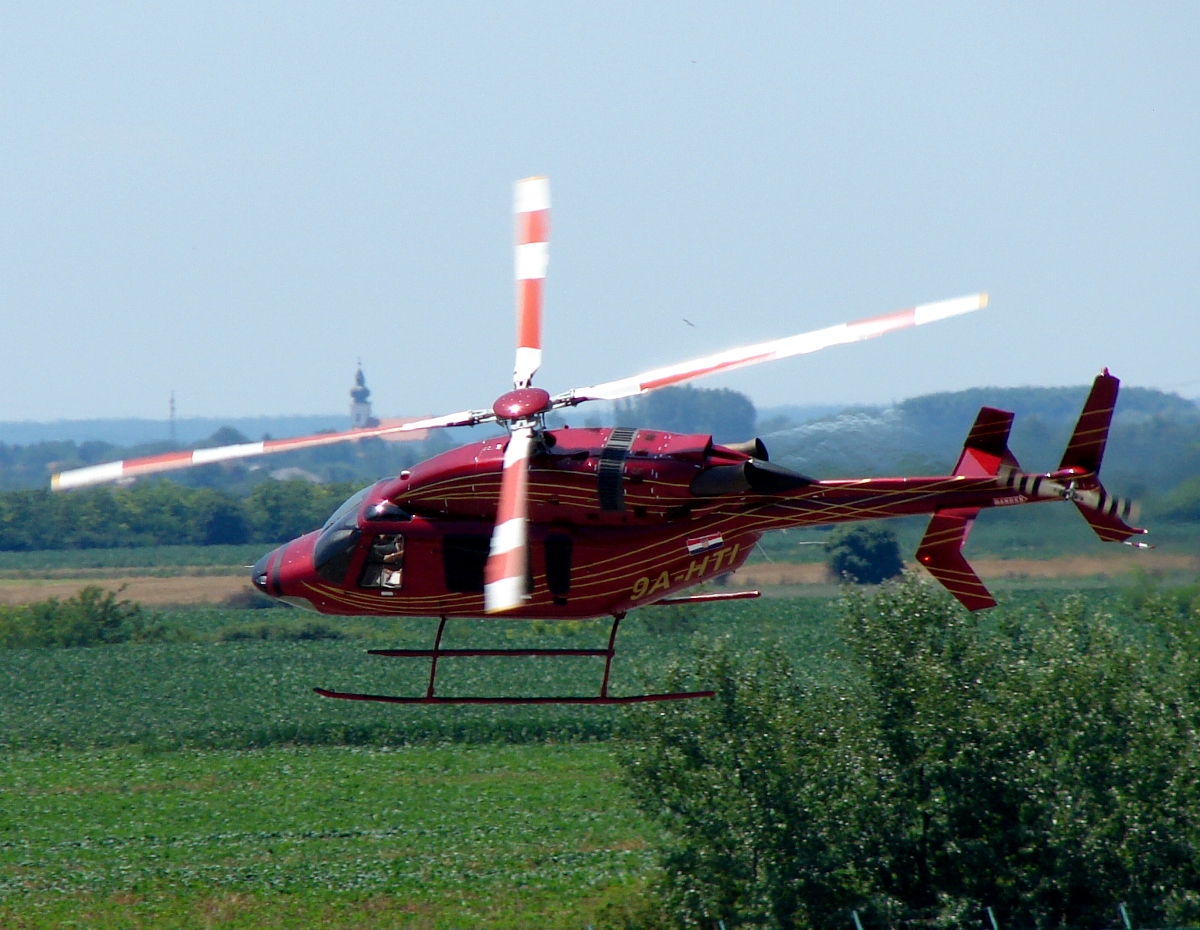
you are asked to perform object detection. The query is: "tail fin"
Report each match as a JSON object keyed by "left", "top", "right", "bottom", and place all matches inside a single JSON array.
[
  {"left": 918, "top": 372, "right": 1151, "bottom": 611},
  {"left": 1061, "top": 370, "right": 1150, "bottom": 546},
  {"left": 1059, "top": 369, "right": 1118, "bottom": 476},
  {"left": 916, "top": 406, "right": 1015, "bottom": 611},
  {"left": 953, "top": 406, "right": 1017, "bottom": 478}
]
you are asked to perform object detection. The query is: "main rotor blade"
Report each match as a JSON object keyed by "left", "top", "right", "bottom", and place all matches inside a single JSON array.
[
  {"left": 513, "top": 176, "right": 550, "bottom": 389},
  {"left": 555, "top": 293, "right": 989, "bottom": 405},
  {"left": 483, "top": 426, "right": 535, "bottom": 613},
  {"left": 50, "top": 409, "right": 495, "bottom": 491}
]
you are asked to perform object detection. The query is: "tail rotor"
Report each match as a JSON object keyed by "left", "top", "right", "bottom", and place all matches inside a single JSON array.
[{"left": 1059, "top": 370, "right": 1149, "bottom": 546}]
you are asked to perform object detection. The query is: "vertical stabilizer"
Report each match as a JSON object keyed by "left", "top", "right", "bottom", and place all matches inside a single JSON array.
[
  {"left": 1059, "top": 369, "right": 1119, "bottom": 476},
  {"left": 1060, "top": 370, "right": 1150, "bottom": 546},
  {"left": 915, "top": 405, "right": 1014, "bottom": 611},
  {"left": 953, "top": 406, "right": 1016, "bottom": 478}
]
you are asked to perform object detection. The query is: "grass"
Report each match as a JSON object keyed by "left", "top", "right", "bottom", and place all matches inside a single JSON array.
[
  {"left": 0, "top": 743, "right": 654, "bottom": 929},
  {"left": 0, "top": 601, "right": 842, "bottom": 751},
  {"left": 753, "top": 508, "right": 1200, "bottom": 562},
  {"left": 0, "top": 545, "right": 267, "bottom": 575},
  {"left": 0, "top": 584, "right": 1180, "bottom": 928}
]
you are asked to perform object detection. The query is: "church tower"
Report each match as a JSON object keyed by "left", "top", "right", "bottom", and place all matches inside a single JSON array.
[{"left": 350, "top": 364, "right": 378, "bottom": 428}]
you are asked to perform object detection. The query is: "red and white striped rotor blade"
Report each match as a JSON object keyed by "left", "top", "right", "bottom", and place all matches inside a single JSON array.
[
  {"left": 50, "top": 408, "right": 495, "bottom": 491},
  {"left": 513, "top": 176, "right": 550, "bottom": 389},
  {"left": 561, "top": 293, "right": 989, "bottom": 404},
  {"left": 483, "top": 425, "right": 535, "bottom": 613}
]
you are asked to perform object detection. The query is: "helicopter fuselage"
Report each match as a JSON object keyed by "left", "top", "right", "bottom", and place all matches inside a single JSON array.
[{"left": 251, "top": 425, "right": 1044, "bottom": 619}]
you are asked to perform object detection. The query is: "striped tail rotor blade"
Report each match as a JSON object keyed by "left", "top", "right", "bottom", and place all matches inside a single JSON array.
[
  {"left": 484, "top": 426, "right": 535, "bottom": 613},
  {"left": 562, "top": 293, "right": 989, "bottom": 404},
  {"left": 513, "top": 176, "right": 550, "bottom": 389}
]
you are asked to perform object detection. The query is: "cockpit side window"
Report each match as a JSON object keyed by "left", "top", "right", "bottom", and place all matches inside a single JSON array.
[
  {"left": 359, "top": 534, "right": 405, "bottom": 590},
  {"left": 313, "top": 517, "right": 360, "bottom": 584}
]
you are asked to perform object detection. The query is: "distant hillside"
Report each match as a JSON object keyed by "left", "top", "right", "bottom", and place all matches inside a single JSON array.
[
  {"left": 763, "top": 384, "right": 1200, "bottom": 500},
  {"left": 0, "top": 384, "right": 1195, "bottom": 508}
]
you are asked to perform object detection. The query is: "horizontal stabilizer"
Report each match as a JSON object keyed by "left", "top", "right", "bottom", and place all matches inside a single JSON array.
[
  {"left": 1074, "top": 498, "right": 1151, "bottom": 546},
  {"left": 916, "top": 508, "right": 996, "bottom": 611}
]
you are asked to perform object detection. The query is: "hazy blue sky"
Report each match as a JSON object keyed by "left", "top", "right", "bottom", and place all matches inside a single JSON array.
[{"left": 1, "top": 4, "right": 1196, "bottom": 421}]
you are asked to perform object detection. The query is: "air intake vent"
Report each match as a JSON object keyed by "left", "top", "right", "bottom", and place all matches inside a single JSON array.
[{"left": 598, "top": 428, "right": 637, "bottom": 511}]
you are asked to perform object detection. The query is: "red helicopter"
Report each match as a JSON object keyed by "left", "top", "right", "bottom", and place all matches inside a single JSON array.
[{"left": 51, "top": 177, "right": 1148, "bottom": 705}]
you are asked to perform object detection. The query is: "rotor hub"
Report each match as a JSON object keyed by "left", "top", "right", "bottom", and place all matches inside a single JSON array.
[{"left": 492, "top": 387, "right": 551, "bottom": 421}]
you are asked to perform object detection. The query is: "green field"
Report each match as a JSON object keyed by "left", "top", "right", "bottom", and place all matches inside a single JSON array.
[
  {"left": 0, "top": 542, "right": 267, "bottom": 578},
  {"left": 0, "top": 744, "right": 654, "bottom": 929},
  {"left": 0, "top": 602, "right": 842, "bottom": 751},
  {"left": 0, "top": 600, "right": 839, "bottom": 926},
  {"left": 0, "top": 582, "right": 1191, "bottom": 928},
  {"left": 753, "top": 507, "right": 1200, "bottom": 562}
]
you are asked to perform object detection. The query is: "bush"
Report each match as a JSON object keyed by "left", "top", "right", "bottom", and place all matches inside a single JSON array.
[
  {"left": 620, "top": 641, "right": 869, "bottom": 929},
  {"left": 620, "top": 577, "right": 1200, "bottom": 929},
  {"left": 217, "top": 620, "right": 347, "bottom": 642},
  {"left": 637, "top": 605, "right": 698, "bottom": 635},
  {"left": 0, "top": 586, "right": 170, "bottom": 648},
  {"left": 616, "top": 385, "right": 757, "bottom": 444},
  {"left": 824, "top": 523, "right": 904, "bottom": 584}
]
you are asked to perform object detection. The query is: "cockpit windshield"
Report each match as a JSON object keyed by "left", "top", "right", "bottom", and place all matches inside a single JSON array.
[
  {"left": 322, "top": 481, "right": 384, "bottom": 531},
  {"left": 313, "top": 480, "right": 390, "bottom": 583}
]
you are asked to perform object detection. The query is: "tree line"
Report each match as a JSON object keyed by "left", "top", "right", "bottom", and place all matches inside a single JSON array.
[
  {"left": 0, "top": 479, "right": 360, "bottom": 550},
  {"left": 0, "top": 429, "right": 436, "bottom": 493},
  {"left": 618, "top": 577, "right": 1200, "bottom": 930}
]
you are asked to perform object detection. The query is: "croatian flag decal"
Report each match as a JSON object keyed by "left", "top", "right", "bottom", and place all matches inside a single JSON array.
[{"left": 686, "top": 533, "right": 724, "bottom": 555}]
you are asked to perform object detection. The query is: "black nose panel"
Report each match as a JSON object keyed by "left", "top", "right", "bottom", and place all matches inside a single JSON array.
[{"left": 251, "top": 552, "right": 272, "bottom": 594}]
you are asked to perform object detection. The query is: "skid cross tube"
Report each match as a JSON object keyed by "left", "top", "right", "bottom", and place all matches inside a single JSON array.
[
  {"left": 315, "top": 613, "right": 715, "bottom": 705},
  {"left": 368, "top": 648, "right": 610, "bottom": 658}
]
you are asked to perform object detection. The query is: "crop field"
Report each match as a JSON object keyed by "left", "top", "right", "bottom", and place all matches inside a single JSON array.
[
  {"left": 0, "top": 545, "right": 268, "bottom": 574},
  {"left": 0, "top": 601, "right": 843, "bottom": 751},
  {"left": 0, "top": 584, "right": 1189, "bottom": 928},
  {"left": 0, "top": 744, "right": 654, "bottom": 929},
  {"left": 754, "top": 508, "right": 1200, "bottom": 562}
]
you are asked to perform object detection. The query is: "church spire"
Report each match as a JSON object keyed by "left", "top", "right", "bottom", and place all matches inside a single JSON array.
[{"left": 350, "top": 363, "right": 377, "bottom": 428}]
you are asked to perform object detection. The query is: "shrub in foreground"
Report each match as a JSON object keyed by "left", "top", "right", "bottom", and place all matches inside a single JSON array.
[
  {"left": 0, "top": 586, "right": 170, "bottom": 648},
  {"left": 620, "top": 575, "right": 1200, "bottom": 930}
]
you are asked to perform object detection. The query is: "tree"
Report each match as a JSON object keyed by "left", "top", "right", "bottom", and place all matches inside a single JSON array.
[
  {"left": 617, "top": 385, "right": 757, "bottom": 443},
  {"left": 243, "top": 479, "right": 359, "bottom": 543},
  {"left": 619, "top": 641, "right": 874, "bottom": 929},
  {"left": 619, "top": 577, "right": 1200, "bottom": 929},
  {"left": 824, "top": 523, "right": 904, "bottom": 584}
]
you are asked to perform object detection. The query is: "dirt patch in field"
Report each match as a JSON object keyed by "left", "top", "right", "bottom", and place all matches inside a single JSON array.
[
  {"left": 734, "top": 563, "right": 832, "bottom": 586},
  {"left": 733, "top": 553, "right": 1200, "bottom": 587},
  {"left": 968, "top": 554, "right": 1199, "bottom": 579},
  {"left": 0, "top": 553, "right": 1194, "bottom": 607},
  {"left": 0, "top": 575, "right": 253, "bottom": 606}
]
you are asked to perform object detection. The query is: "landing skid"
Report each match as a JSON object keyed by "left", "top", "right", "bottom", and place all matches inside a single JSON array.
[{"left": 314, "top": 614, "right": 715, "bottom": 706}]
